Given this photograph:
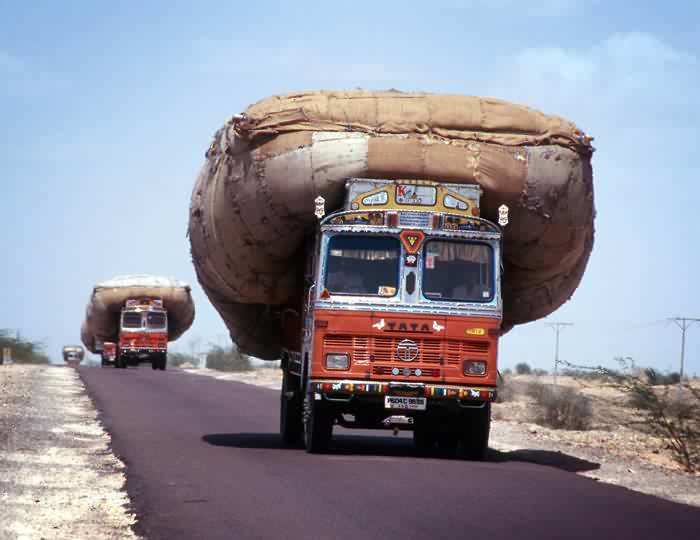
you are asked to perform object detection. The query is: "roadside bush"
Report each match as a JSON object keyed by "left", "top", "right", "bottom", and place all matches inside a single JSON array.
[
  {"left": 0, "top": 329, "right": 50, "bottom": 364},
  {"left": 168, "top": 352, "right": 196, "bottom": 368},
  {"left": 515, "top": 362, "right": 532, "bottom": 375},
  {"left": 609, "top": 368, "right": 700, "bottom": 472},
  {"left": 206, "top": 345, "right": 251, "bottom": 372},
  {"left": 501, "top": 368, "right": 512, "bottom": 376},
  {"left": 645, "top": 368, "right": 681, "bottom": 386},
  {"left": 496, "top": 374, "right": 515, "bottom": 402},
  {"left": 533, "top": 368, "right": 549, "bottom": 377},
  {"left": 525, "top": 380, "right": 549, "bottom": 402},
  {"left": 528, "top": 381, "right": 593, "bottom": 430}
]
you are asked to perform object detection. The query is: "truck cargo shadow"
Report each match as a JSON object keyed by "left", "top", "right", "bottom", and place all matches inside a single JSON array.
[
  {"left": 488, "top": 448, "right": 600, "bottom": 473},
  {"left": 202, "top": 432, "right": 600, "bottom": 473}
]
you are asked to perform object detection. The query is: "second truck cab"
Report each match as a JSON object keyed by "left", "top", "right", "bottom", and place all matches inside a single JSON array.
[
  {"left": 113, "top": 297, "right": 169, "bottom": 370},
  {"left": 280, "top": 179, "right": 503, "bottom": 459}
]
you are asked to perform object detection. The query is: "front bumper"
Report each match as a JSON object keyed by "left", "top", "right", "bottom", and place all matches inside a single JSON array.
[{"left": 311, "top": 379, "right": 496, "bottom": 402}]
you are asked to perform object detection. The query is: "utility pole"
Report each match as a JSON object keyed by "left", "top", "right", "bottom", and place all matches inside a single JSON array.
[
  {"left": 669, "top": 317, "right": 700, "bottom": 381},
  {"left": 546, "top": 322, "right": 573, "bottom": 386}
]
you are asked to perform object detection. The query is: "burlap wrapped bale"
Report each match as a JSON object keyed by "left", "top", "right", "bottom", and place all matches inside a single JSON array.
[
  {"left": 188, "top": 90, "right": 595, "bottom": 360},
  {"left": 80, "top": 274, "right": 195, "bottom": 354}
]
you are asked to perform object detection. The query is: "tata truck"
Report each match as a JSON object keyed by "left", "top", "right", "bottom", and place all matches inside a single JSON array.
[
  {"left": 279, "top": 179, "right": 502, "bottom": 459},
  {"left": 101, "top": 341, "right": 117, "bottom": 367},
  {"left": 113, "top": 298, "right": 169, "bottom": 370},
  {"left": 62, "top": 345, "right": 85, "bottom": 367}
]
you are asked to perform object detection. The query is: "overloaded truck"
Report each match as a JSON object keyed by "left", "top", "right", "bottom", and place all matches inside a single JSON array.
[
  {"left": 277, "top": 178, "right": 502, "bottom": 457},
  {"left": 188, "top": 90, "right": 596, "bottom": 458},
  {"left": 62, "top": 345, "right": 85, "bottom": 367},
  {"left": 80, "top": 275, "right": 195, "bottom": 371}
]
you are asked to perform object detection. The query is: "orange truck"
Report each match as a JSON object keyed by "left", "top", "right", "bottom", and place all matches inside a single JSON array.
[
  {"left": 100, "top": 341, "right": 117, "bottom": 367},
  {"left": 109, "top": 298, "right": 169, "bottom": 370},
  {"left": 280, "top": 179, "right": 503, "bottom": 459}
]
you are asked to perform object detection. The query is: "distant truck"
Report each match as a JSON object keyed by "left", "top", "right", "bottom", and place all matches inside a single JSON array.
[
  {"left": 62, "top": 345, "right": 85, "bottom": 367},
  {"left": 279, "top": 178, "right": 501, "bottom": 459},
  {"left": 101, "top": 341, "right": 117, "bottom": 367},
  {"left": 109, "top": 297, "right": 169, "bottom": 370}
]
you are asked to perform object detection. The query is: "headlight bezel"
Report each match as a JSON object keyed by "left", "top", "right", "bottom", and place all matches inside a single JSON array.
[
  {"left": 463, "top": 359, "right": 487, "bottom": 376},
  {"left": 325, "top": 353, "right": 350, "bottom": 370}
]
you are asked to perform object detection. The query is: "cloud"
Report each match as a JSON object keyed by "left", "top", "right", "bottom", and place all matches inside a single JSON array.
[{"left": 485, "top": 31, "right": 698, "bottom": 136}]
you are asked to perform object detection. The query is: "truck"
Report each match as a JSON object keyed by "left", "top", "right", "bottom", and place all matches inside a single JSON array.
[
  {"left": 111, "top": 297, "right": 169, "bottom": 370},
  {"left": 62, "top": 345, "right": 85, "bottom": 367},
  {"left": 279, "top": 178, "right": 502, "bottom": 459},
  {"left": 101, "top": 341, "right": 117, "bottom": 367}
]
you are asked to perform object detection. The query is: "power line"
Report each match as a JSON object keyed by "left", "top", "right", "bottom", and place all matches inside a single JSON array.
[
  {"left": 546, "top": 322, "right": 573, "bottom": 386},
  {"left": 669, "top": 317, "right": 700, "bottom": 381}
]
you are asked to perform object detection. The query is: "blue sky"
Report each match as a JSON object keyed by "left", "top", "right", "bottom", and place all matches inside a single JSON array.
[{"left": 1, "top": 0, "right": 698, "bottom": 373}]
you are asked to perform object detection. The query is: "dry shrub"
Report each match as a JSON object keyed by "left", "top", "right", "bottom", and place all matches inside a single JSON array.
[
  {"left": 496, "top": 374, "right": 515, "bottom": 402},
  {"left": 618, "top": 375, "right": 700, "bottom": 472},
  {"left": 528, "top": 382, "right": 592, "bottom": 430}
]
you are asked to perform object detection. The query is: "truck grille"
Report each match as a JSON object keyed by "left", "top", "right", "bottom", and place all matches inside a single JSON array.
[
  {"left": 323, "top": 335, "right": 490, "bottom": 366},
  {"left": 373, "top": 365, "right": 441, "bottom": 377}
]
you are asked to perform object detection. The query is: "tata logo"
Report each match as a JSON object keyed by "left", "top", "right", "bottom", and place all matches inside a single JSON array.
[
  {"left": 374, "top": 319, "right": 432, "bottom": 333},
  {"left": 396, "top": 339, "right": 419, "bottom": 362}
]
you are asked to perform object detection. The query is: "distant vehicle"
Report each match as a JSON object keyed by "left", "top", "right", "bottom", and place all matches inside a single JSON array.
[
  {"left": 112, "top": 298, "right": 169, "bottom": 370},
  {"left": 279, "top": 179, "right": 500, "bottom": 459},
  {"left": 101, "top": 341, "right": 117, "bottom": 367},
  {"left": 62, "top": 345, "right": 85, "bottom": 367}
]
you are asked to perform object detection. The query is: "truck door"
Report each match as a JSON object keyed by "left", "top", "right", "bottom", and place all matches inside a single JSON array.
[{"left": 301, "top": 233, "right": 320, "bottom": 390}]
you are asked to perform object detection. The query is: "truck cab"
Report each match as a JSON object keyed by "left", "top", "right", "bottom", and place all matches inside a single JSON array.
[
  {"left": 115, "top": 297, "right": 168, "bottom": 370},
  {"left": 101, "top": 341, "right": 117, "bottom": 367},
  {"left": 62, "top": 345, "right": 85, "bottom": 367},
  {"left": 280, "top": 179, "right": 502, "bottom": 459}
]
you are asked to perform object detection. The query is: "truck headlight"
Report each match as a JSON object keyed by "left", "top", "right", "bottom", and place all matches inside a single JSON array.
[
  {"left": 463, "top": 360, "right": 486, "bottom": 376},
  {"left": 325, "top": 353, "right": 350, "bottom": 370}
]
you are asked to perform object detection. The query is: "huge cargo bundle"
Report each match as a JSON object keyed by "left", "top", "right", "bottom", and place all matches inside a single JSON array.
[
  {"left": 80, "top": 274, "right": 195, "bottom": 353},
  {"left": 188, "top": 90, "right": 595, "bottom": 359}
]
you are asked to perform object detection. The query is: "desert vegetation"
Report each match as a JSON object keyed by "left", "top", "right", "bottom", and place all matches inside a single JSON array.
[{"left": 0, "top": 329, "right": 50, "bottom": 364}]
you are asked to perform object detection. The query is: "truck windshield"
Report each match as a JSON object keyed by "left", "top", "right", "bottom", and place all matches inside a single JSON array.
[
  {"left": 146, "top": 311, "right": 167, "bottom": 330},
  {"left": 325, "top": 235, "right": 400, "bottom": 296},
  {"left": 423, "top": 240, "right": 494, "bottom": 302},
  {"left": 122, "top": 311, "right": 143, "bottom": 329}
]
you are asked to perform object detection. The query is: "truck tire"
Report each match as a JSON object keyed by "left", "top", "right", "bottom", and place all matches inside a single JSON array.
[
  {"left": 303, "top": 394, "right": 333, "bottom": 453},
  {"left": 116, "top": 356, "right": 126, "bottom": 369},
  {"left": 151, "top": 360, "right": 158, "bottom": 370},
  {"left": 160, "top": 354, "right": 167, "bottom": 370},
  {"left": 457, "top": 403, "right": 491, "bottom": 461},
  {"left": 280, "top": 370, "right": 303, "bottom": 445}
]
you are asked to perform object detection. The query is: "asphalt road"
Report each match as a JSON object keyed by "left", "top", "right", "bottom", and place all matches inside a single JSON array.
[{"left": 79, "top": 367, "right": 700, "bottom": 540}]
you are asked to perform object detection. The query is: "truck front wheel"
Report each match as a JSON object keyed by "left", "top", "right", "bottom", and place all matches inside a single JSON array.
[
  {"left": 280, "top": 370, "right": 303, "bottom": 445},
  {"left": 457, "top": 403, "right": 491, "bottom": 461},
  {"left": 303, "top": 394, "right": 333, "bottom": 453}
]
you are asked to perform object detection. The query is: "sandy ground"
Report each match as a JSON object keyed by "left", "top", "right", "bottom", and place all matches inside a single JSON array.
[
  {"left": 182, "top": 367, "right": 700, "bottom": 508},
  {"left": 0, "top": 365, "right": 139, "bottom": 540}
]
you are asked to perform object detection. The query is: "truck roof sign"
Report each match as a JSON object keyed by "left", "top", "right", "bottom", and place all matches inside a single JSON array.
[{"left": 344, "top": 178, "right": 481, "bottom": 217}]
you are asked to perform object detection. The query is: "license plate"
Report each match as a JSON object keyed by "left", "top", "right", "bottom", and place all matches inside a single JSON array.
[{"left": 384, "top": 396, "right": 427, "bottom": 411}]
